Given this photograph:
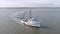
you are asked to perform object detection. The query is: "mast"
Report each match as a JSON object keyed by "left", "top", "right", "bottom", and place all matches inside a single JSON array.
[
  {"left": 22, "top": 10, "right": 32, "bottom": 19},
  {"left": 23, "top": 12, "right": 27, "bottom": 19},
  {"left": 23, "top": 12, "right": 25, "bottom": 19},
  {"left": 29, "top": 10, "right": 32, "bottom": 18}
]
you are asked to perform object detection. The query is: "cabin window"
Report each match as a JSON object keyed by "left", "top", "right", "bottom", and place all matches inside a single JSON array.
[{"left": 33, "top": 19, "right": 37, "bottom": 21}]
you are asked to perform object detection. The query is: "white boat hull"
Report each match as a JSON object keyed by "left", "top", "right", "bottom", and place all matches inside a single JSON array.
[{"left": 20, "top": 20, "right": 40, "bottom": 27}]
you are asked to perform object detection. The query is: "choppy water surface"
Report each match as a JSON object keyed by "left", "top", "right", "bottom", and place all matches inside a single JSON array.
[{"left": 0, "top": 8, "right": 60, "bottom": 34}]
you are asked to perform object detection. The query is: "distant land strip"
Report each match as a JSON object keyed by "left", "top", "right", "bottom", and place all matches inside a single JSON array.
[{"left": 0, "top": 7, "right": 60, "bottom": 9}]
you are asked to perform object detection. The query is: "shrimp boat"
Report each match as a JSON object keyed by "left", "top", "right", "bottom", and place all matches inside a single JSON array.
[{"left": 20, "top": 10, "right": 40, "bottom": 28}]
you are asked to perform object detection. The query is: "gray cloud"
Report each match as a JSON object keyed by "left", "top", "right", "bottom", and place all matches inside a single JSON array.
[{"left": 0, "top": 0, "right": 60, "bottom": 7}]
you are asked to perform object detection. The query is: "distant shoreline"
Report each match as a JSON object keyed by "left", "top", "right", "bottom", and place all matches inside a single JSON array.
[{"left": 0, "top": 7, "right": 60, "bottom": 9}]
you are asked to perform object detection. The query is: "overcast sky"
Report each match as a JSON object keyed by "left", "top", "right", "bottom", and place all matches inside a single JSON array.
[{"left": 0, "top": 0, "right": 60, "bottom": 7}]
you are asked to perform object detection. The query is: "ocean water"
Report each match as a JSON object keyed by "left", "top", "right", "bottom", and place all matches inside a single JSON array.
[{"left": 0, "top": 8, "right": 60, "bottom": 34}]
